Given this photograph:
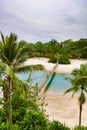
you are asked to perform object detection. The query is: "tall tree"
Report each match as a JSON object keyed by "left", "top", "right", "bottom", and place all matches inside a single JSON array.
[
  {"left": 0, "top": 32, "right": 44, "bottom": 124},
  {"left": 64, "top": 64, "right": 87, "bottom": 126}
]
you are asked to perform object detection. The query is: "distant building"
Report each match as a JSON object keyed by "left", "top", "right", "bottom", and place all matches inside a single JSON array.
[{"left": 58, "top": 43, "right": 68, "bottom": 48}]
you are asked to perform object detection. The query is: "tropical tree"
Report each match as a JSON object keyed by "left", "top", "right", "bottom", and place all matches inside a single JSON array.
[
  {"left": 0, "top": 32, "right": 44, "bottom": 124},
  {"left": 64, "top": 64, "right": 87, "bottom": 126}
]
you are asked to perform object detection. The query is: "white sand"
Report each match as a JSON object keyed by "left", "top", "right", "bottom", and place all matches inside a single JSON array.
[
  {"left": 25, "top": 57, "right": 87, "bottom": 73},
  {"left": 25, "top": 57, "right": 87, "bottom": 128},
  {"left": 43, "top": 93, "right": 87, "bottom": 128}
]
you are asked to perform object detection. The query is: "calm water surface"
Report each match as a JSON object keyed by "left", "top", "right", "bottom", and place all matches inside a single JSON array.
[{"left": 17, "top": 71, "right": 72, "bottom": 93}]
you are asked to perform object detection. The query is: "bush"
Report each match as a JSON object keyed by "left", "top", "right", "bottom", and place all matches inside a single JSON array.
[
  {"left": 21, "top": 110, "right": 49, "bottom": 130},
  {"left": 0, "top": 122, "right": 20, "bottom": 130},
  {"left": 59, "top": 55, "right": 70, "bottom": 64},
  {"left": 49, "top": 120, "right": 70, "bottom": 130},
  {"left": 74, "top": 126, "right": 87, "bottom": 130},
  {"left": 12, "top": 93, "right": 29, "bottom": 124},
  {"left": 48, "top": 56, "right": 57, "bottom": 63}
]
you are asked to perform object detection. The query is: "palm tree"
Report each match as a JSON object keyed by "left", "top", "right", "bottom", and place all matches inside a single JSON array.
[
  {"left": 0, "top": 32, "right": 44, "bottom": 124},
  {"left": 64, "top": 64, "right": 87, "bottom": 126},
  {"left": 0, "top": 32, "right": 44, "bottom": 72},
  {"left": 0, "top": 62, "right": 16, "bottom": 124}
]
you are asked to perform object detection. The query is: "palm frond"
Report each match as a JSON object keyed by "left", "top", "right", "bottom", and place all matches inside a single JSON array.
[
  {"left": 0, "top": 31, "right": 5, "bottom": 45},
  {"left": 12, "top": 75, "right": 30, "bottom": 99},
  {"left": 73, "top": 76, "right": 87, "bottom": 87},
  {"left": 64, "top": 87, "right": 75, "bottom": 95},
  {"left": 64, "top": 63, "right": 87, "bottom": 100},
  {"left": 71, "top": 86, "right": 80, "bottom": 97},
  {"left": 0, "top": 33, "right": 18, "bottom": 64},
  {"left": 4, "top": 34, "right": 17, "bottom": 62},
  {"left": 6, "top": 33, "right": 17, "bottom": 62},
  {"left": 16, "top": 65, "right": 45, "bottom": 73},
  {"left": 64, "top": 85, "right": 79, "bottom": 97},
  {"left": 0, "top": 62, "right": 15, "bottom": 78},
  {"left": 15, "top": 41, "right": 30, "bottom": 64}
]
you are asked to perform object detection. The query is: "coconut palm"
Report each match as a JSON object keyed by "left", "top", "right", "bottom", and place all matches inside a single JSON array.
[
  {"left": 0, "top": 32, "right": 44, "bottom": 124},
  {"left": 0, "top": 32, "right": 44, "bottom": 72},
  {"left": 64, "top": 64, "right": 87, "bottom": 126},
  {"left": 0, "top": 62, "right": 16, "bottom": 124}
]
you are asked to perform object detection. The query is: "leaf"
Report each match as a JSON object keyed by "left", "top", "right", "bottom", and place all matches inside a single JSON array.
[
  {"left": 64, "top": 86, "right": 78, "bottom": 96},
  {"left": 0, "top": 31, "right": 5, "bottom": 45},
  {"left": 5, "top": 65, "right": 12, "bottom": 77},
  {"left": 16, "top": 65, "right": 45, "bottom": 73}
]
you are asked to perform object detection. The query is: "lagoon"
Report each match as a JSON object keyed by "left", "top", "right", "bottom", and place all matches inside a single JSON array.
[{"left": 17, "top": 71, "right": 72, "bottom": 93}]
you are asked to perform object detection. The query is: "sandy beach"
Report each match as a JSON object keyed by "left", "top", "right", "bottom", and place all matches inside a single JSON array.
[
  {"left": 25, "top": 57, "right": 87, "bottom": 74},
  {"left": 25, "top": 57, "right": 87, "bottom": 128},
  {"left": 43, "top": 93, "right": 87, "bottom": 128}
]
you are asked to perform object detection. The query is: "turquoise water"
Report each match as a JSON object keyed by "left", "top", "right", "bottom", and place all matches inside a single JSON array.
[{"left": 17, "top": 71, "right": 72, "bottom": 93}]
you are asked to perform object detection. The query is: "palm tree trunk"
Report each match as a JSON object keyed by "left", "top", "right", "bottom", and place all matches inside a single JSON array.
[
  {"left": 8, "top": 77, "right": 12, "bottom": 124},
  {"left": 79, "top": 104, "right": 82, "bottom": 126}
]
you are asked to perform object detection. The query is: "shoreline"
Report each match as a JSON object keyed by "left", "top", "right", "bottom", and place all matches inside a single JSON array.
[
  {"left": 24, "top": 57, "right": 87, "bottom": 74},
  {"left": 0, "top": 57, "right": 87, "bottom": 128},
  {"left": 25, "top": 57, "right": 87, "bottom": 128}
]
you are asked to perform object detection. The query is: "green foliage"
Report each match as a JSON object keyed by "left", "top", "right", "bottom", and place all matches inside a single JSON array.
[
  {"left": 0, "top": 32, "right": 46, "bottom": 124},
  {"left": 80, "top": 47, "right": 87, "bottom": 58},
  {"left": 16, "top": 38, "right": 87, "bottom": 60},
  {"left": 59, "top": 55, "right": 70, "bottom": 64},
  {"left": 74, "top": 126, "right": 87, "bottom": 130},
  {"left": 49, "top": 120, "right": 70, "bottom": 130},
  {"left": 20, "top": 110, "right": 49, "bottom": 130},
  {"left": 64, "top": 64, "right": 87, "bottom": 126},
  {"left": 0, "top": 122, "right": 20, "bottom": 130},
  {"left": 1, "top": 32, "right": 87, "bottom": 129},
  {"left": 0, "top": 75, "right": 47, "bottom": 126},
  {"left": 48, "top": 55, "right": 57, "bottom": 63},
  {"left": 11, "top": 79, "right": 46, "bottom": 124},
  {"left": 12, "top": 88, "right": 30, "bottom": 124},
  {"left": 0, "top": 107, "right": 7, "bottom": 123}
]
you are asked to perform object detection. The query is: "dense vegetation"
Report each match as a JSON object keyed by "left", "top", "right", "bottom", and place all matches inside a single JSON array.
[
  {"left": 27, "top": 39, "right": 87, "bottom": 64},
  {"left": 0, "top": 32, "right": 87, "bottom": 129}
]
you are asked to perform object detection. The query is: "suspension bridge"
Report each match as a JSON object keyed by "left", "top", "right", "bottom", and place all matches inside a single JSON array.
[{"left": 38, "top": 62, "right": 58, "bottom": 93}]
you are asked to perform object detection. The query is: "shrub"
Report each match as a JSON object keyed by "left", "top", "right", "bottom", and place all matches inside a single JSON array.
[
  {"left": 74, "top": 126, "right": 87, "bottom": 130},
  {"left": 59, "top": 55, "right": 70, "bottom": 64},
  {"left": 49, "top": 120, "right": 70, "bottom": 130},
  {"left": 20, "top": 110, "right": 49, "bottom": 130},
  {"left": 0, "top": 122, "right": 20, "bottom": 130},
  {"left": 48, "top": 56, "right": 57, "bottom": 63}
]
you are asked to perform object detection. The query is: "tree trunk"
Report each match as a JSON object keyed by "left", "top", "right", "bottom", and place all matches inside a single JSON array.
[
  {"left": 8, "top": 77, "right": 12, "bottom": 124},
  {"left": 79, "top": 104, "right": 82, "bottom": 126}
]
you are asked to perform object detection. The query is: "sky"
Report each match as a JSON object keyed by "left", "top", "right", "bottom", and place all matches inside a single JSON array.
[{"left": 0, "top": 0, "right": 87, "bottom": 43}]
